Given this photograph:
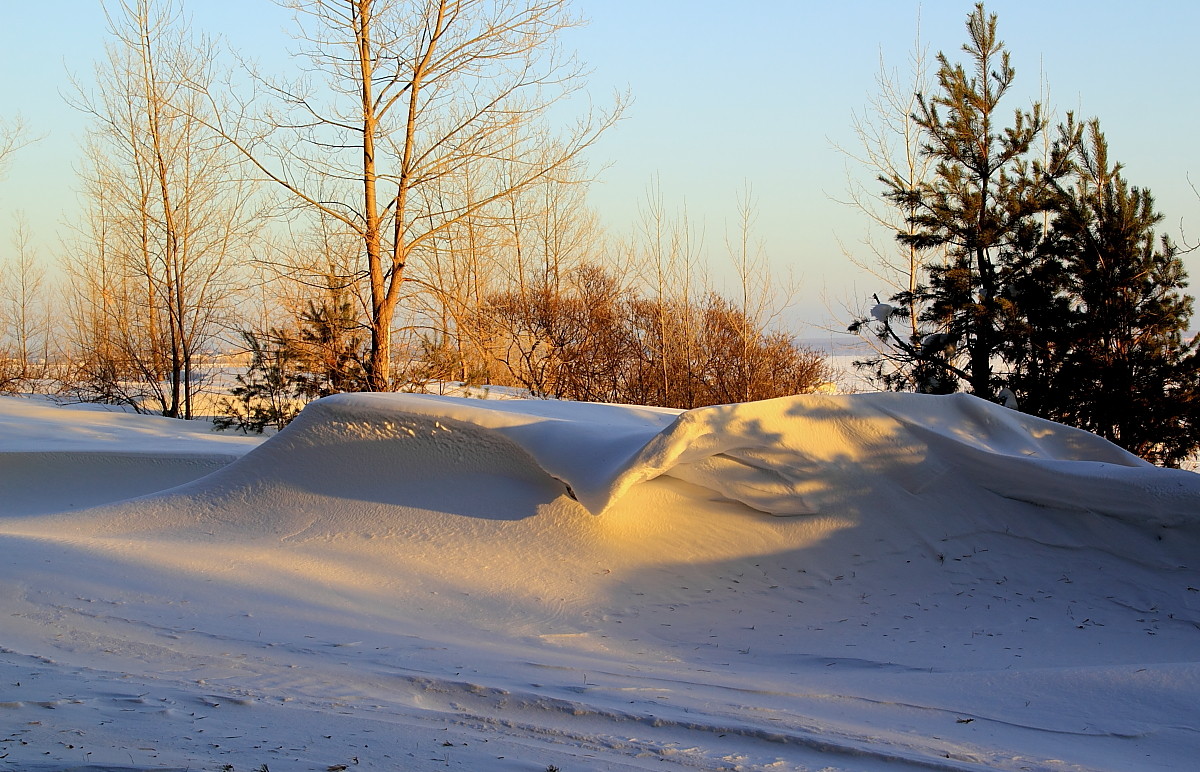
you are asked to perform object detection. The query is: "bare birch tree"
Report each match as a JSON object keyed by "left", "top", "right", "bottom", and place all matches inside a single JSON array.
[
  {"left": 632, "top": 179, "right": 702, "bottom": 406},
  {"left": 0, "top": 119, "right": 44, "bottom": 392},
  {"left": 838, "top": 46, "right": 934, "bottom": 315},
  {"left": 201, "top": 0, "right": 624, "bottom": 391},
  {"left": 722, "top": 185, "right": 801, "bottom": 402},
  {"left": 476, "top": 158, "right": 605, "bottom": 390}
]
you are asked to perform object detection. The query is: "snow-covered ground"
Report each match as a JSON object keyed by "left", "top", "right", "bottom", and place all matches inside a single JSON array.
[{"left": 1, "top": 391, "right": 1198, "bottom": 771}]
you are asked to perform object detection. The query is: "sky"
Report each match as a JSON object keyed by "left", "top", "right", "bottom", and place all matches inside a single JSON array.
[{"left": 1, "top": 0, "right": 1198, "bottom": 337}]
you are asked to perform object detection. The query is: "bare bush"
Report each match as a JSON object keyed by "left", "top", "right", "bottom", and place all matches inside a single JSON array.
[{"left": 484, "top": 263, "right": 830, "bottom": 408}]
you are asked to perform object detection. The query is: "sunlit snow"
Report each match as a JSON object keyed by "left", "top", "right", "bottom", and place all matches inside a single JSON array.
[{"left": 1, "top": 391, "right": 1198, "bottom": 771}]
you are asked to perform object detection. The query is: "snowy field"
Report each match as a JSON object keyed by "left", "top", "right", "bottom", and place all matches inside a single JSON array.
[{"left": 1, "top": 391, "right": 1198, "bottom": 771}]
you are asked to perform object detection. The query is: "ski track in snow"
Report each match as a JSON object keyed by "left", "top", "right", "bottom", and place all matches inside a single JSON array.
[{"left": 1, "top": 391, "right": 1199, "bottom": 771}]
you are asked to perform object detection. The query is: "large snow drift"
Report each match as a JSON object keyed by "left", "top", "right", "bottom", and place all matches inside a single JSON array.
[{"left": 1, "top": 392, "right": 1199, "bottom": 771}]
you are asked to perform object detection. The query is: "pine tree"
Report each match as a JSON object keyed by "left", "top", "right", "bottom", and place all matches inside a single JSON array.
[
  {"left": 292, "top": 297, "right": 369, "bottom": 398},
  {"left": 900, "top": 2, "right": 1050, "bottom": 398},
  {"left": 1031, "top": 121, "right": 1200, "bottom": 465},
  {"left": 214, "top": 332, "right": 306, "bottom": 434},
  {"left": 848, "top": 3, "right": 1200, "bottom": 464},
  {"left": 853, "top": 3, "right": 1068, "bottom": 397}
]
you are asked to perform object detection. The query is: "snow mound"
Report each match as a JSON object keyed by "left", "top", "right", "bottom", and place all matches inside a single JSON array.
[
  {"left": 3, "top": 392, "right": 1200, "bottom": 770},
  {"left": 606, "top": 390, "right": 1194, "bottom": 522},
  {"left": 317, "top": 392, "right": 1199, "bottom": 525},
  {"left": 25, "top": 391, "right": 1199, "bottom": 537}
]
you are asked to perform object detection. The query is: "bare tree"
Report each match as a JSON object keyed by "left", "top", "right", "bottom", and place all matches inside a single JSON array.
[
  {"left": 66, "top": 0, "right": 258, "bottom": 417},
  {"left": 631, "top": 178, "right": 703, "bottom": 406},
  {"left": 0, "top": 119, "right": 45, "bottom": 392},
  {"left": 722, "top": 184, "right": 806, "bottom": 402},
  {"left": 833, "top": 25, "right": 943, "bottom": 389},
  {"left": 0, "top": 115, "right": 39, "bottom": 179},
  {"left": 200, "top": 0, "right": 625, "bottom": 391},
  {"left": 1, "top": 213, "right": 52, "bottom": 388},
  {"left": 455, "top": 154, "right": 602, "bottom": 384},
  {"left": 407, "top": 148, "right": 511, "bottom": 386}
]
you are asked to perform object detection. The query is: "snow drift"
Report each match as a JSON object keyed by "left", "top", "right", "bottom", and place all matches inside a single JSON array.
[
  {"left": 2, "top": 391, "right": 1199, "bottom": 771},
  {"left": 23, "top": 390, "right": 1197, "bottom": 530}
]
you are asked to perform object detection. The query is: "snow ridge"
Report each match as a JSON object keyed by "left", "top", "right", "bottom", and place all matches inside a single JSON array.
[
  {"left": 16, "top": 391, "right": 1197, "bottom": 541},
  {"left": 286, "top": 392, "right": 1200, "bottom": 525}
]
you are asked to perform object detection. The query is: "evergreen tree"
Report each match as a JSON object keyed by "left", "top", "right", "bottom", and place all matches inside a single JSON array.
[
  {"left": 898, "top": 2, "right": 1051, "bottom": 398},
  {"left": 291, "top": 297, "right": 369, "bottom": 398},
  {"left": 852, "top": 3, "right": 1067, "bottom": 397},
  {"left": 1027, "top": 121, "right": 1200, "bottom": 465},
  {"left": 850, "top": 3, "right": 1200, "bottom": 465},
  {"left": 214, "top": 332, "right": 306, "bottom": 434},
  {"left": 216, "top": 286, "right": 369, "bottom": 433}
]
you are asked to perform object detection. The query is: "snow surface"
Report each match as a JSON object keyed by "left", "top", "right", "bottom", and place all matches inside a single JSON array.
[{"left": 1, "top": 391, "right": 1199, "bottom": 771}]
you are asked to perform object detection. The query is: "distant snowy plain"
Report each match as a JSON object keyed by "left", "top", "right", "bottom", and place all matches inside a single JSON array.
[{"left": 1, "top": 390, "right": 1198, "bottom": 771}]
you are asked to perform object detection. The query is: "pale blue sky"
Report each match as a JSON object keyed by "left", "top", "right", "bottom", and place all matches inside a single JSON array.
[{"left": 1, "top": 1, "right": 1197, "bottom": 334}]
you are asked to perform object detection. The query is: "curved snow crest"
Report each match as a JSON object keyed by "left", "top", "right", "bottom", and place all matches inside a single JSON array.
[
  {"left": 285, "top": 392, "right": 1200, "bottom": 524},
  {"left": 607, "top": 391, "right": 1200, "bottom": 522},
  {"left": 322, "top": 392, "right": 679, "bottom": 512}
]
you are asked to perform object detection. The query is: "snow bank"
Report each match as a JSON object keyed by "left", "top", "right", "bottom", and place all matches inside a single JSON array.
[
  {"left": 2, "top": 392, "right": 1200, "bottom": 771},
  {"left": 16, "top": 389, "right": 1198, "bottom": 543},
  {"left": 608, "top": 391, "right": 1193, "bottom": 522},
  {"left": 82, "top": 390, "right": 1197, "bottom": 523},
  {"left": 317, "top": 392, "right": 1200, "bottom": 526}
]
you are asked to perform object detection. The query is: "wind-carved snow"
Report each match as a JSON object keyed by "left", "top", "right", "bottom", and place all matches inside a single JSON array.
[
  {"left": 229, "top": 391, "right": 1196, "bottom": 525},
  {"left": 1, "top": 391, "right": 1199, "bottom": 771}
]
